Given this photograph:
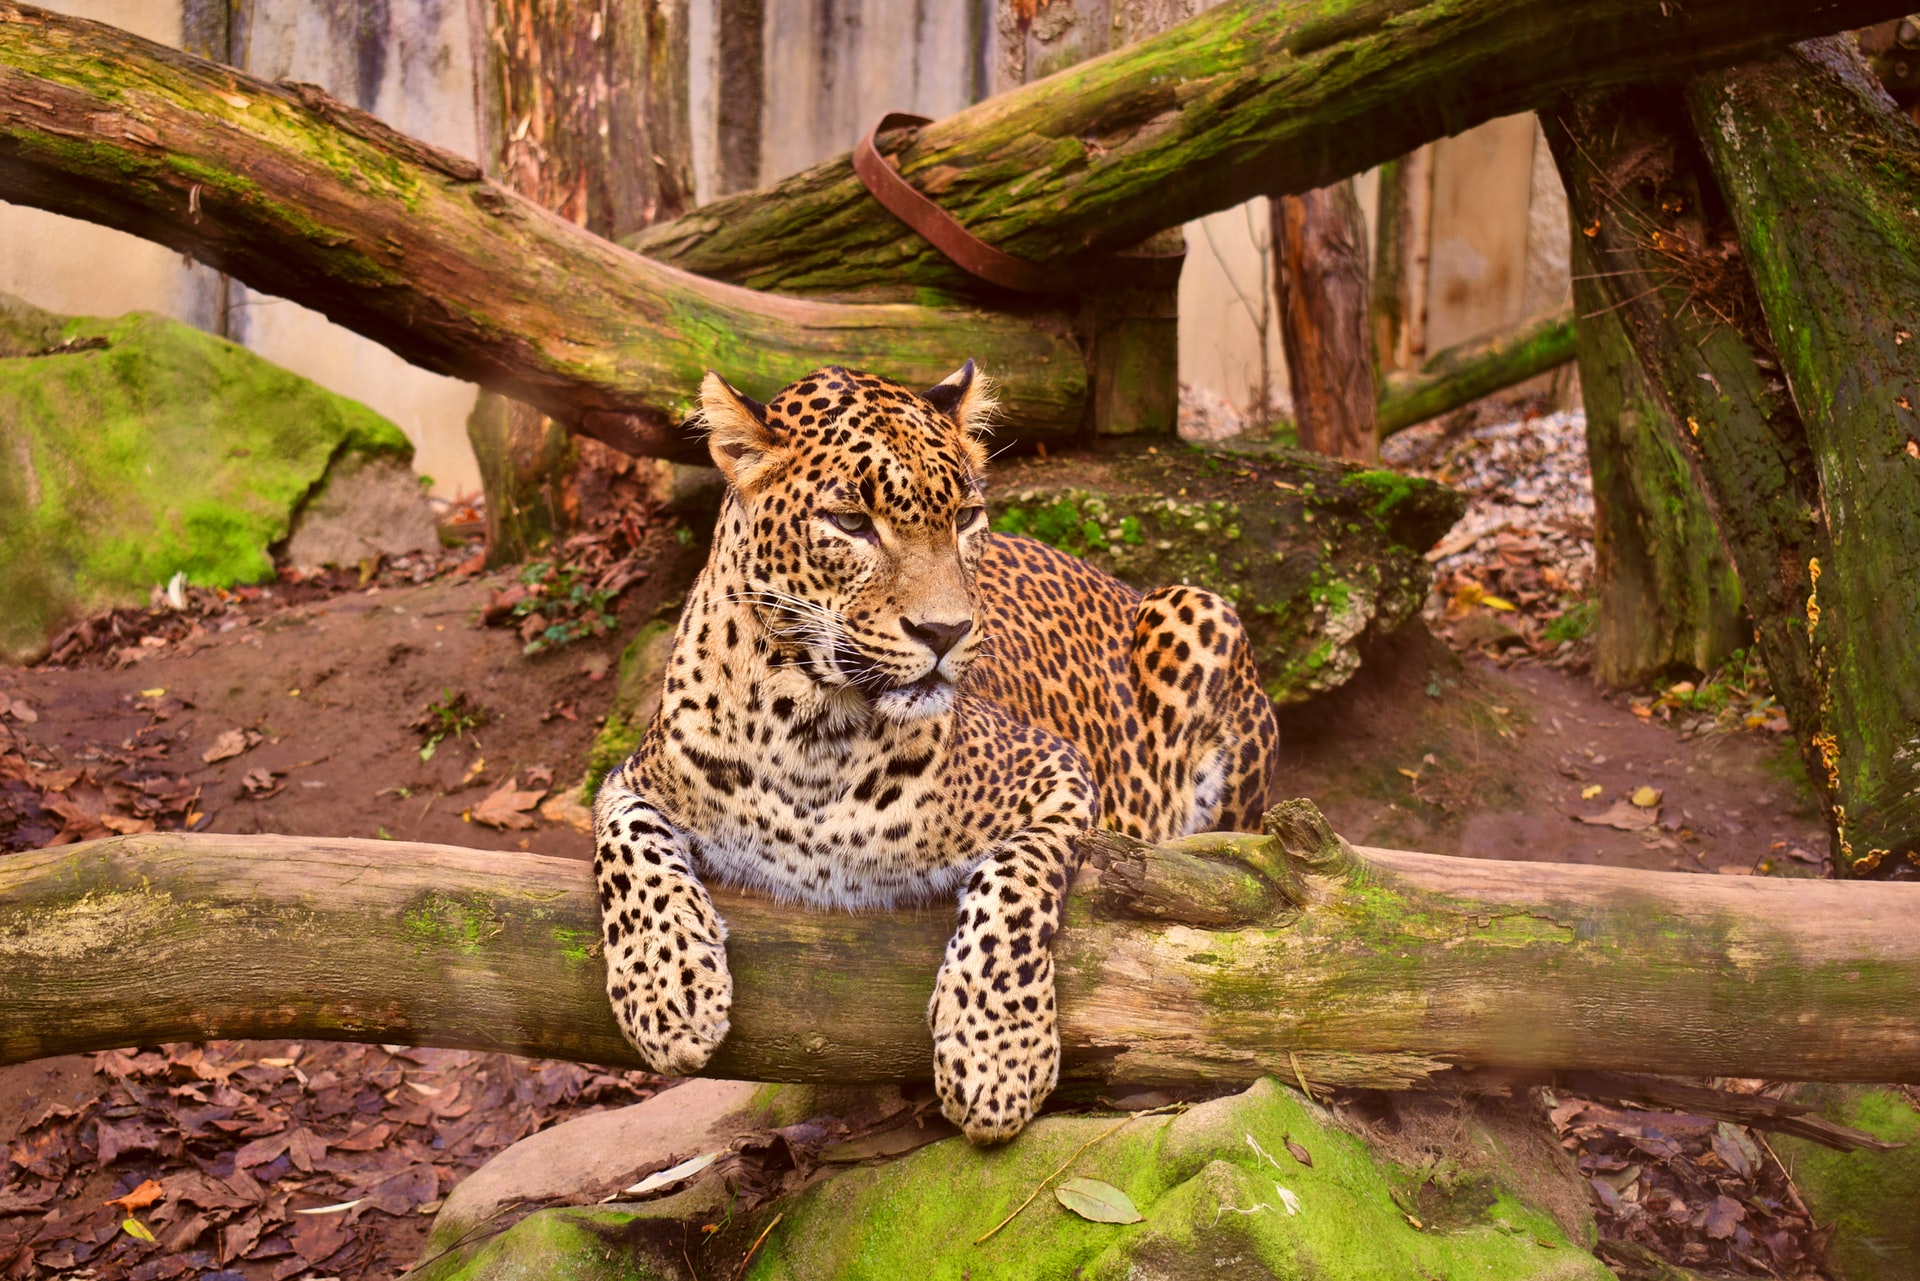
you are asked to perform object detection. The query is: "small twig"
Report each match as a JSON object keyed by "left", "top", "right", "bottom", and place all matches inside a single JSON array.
[
  {"left": 732, "top": 1210, "right": 782, "bottom": 1281},
  {"left": 1289, "top": 1050, "right": 1316, "bottom": 1104},
  {"left": 974, "top": 1114, "right": 1135, "bottom": 1246}
]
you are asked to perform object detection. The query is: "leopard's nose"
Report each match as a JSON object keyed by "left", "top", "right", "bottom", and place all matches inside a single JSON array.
[{"left": 901, "top": 617, "right": 972, "bottom": 659}]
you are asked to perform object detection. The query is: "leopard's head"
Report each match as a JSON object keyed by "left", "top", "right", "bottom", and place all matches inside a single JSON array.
[{"left": 700, "top": 362, "right": 995, "bottom": 721}]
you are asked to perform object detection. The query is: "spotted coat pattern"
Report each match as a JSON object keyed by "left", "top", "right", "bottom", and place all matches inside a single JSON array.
[{"left": 594, "top": 364, "right": 1279, "bottom": 1143}]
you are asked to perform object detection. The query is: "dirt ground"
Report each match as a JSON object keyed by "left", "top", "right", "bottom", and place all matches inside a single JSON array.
[{"left": 0, "top": 432, "right": 1842, "bottom": 1279}]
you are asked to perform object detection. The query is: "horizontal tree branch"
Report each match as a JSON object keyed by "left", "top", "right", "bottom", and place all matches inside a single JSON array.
[
  {"left": 1377, "top": 305, "right": 1577, "bottom": 439},
  {"left": 630, "top": 0, "right": 1916, "bottom": 300},
  {"left": 4, "top": 803, "right": 1917, "bottom": 1092},
  {"left": 0, "top": 3, "right": 1087, "bottom": 452}
]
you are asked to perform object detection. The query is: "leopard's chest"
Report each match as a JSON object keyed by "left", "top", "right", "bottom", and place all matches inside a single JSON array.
[{"left": 655, "top": 719, "right": 978, "bottom": 910}]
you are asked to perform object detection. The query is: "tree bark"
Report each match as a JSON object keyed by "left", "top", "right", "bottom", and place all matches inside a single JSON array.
[
  {"left": 1686, "top": 40, "right": 1920, "bottom": 878},
  {"left": 626, "top": 0, "right": 1920, "bottom": 303},
  {"left": 1544, "top": 93, "right": 1835, "bottom": 834},
  {"left": 1375, "top": 304, "right": 1576, "bottom": 440},
  {"left": 6, "top": 803, "right": 1920, "bottom": 1090},
  {"left": 1569, "top": 235, "right": 1745, "bottom": 687},
  {"left": 471, "top": 0, "right": 695, "bottom": 563},
  {"left": 1273, "top": 180, "right": 1378, "bottom": 461},
  {"left": 0, "top": 2, "right": 1087, "bottom": 455},
  {"left": 1370, "top": 147, "right": 1435, "bottom": 379}
]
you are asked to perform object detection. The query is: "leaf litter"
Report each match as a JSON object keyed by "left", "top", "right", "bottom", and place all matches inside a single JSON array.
[
  {"left": 1550, "top": 1089, "right": 1828, "bottom": 1279},
  {"left": 0, "top": 1041, "right": 663, "bottom": 1279}
]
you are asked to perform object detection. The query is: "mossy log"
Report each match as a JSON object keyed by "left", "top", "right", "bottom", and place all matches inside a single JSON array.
[
  {"left": 1686, "top": 40, "right": 1920, "bottom": 878},
  {"left": 1567, "top": 238, "right": 1744, "bottom": 688},
  {"left": 0, "top": 2, "right": 1086, "bottom": 454},
  {"left": 1544, "top": 93, "right": 1835, "bottom": 833},
  {"left": 1376, "top": 306, "right": 1577, "bottom": 440},
  {"left": 627, "top": 0, "right": 1920, "bottom": 303},
  {"left": 5, "top": 803, "right": 1920, "bottom": 1090}
]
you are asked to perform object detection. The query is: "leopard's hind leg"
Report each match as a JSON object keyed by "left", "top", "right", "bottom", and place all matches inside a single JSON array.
[{"left": 1128, "top": 585, "right": 1280, "bottom": 837}]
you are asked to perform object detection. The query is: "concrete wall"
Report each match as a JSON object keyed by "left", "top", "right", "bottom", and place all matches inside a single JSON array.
[
  {"left": 2, "top": 2, "right": 1573, "bottom": 478},
  {"left": 0, "top": 0, "right": 487, "bottom": 498}
]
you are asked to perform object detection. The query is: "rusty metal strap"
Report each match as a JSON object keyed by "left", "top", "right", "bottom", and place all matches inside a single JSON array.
[
  {"left": 853, "top": 113, "right": 1185, "bottom": 294},
  {"left": 852, "top": 112, "right": 1065, "bottom": 293}
]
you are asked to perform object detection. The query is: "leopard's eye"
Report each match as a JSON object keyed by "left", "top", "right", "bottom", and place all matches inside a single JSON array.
[
  {"left": 825, "top": 510, "right": 873, "bottom": 536},
  {"left": 955, "top": 505, "right": 987, "bottom": 533}
]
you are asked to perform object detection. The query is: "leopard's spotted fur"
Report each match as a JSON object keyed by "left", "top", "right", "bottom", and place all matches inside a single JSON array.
[{"left": 593, "top": 363, "right": 1278, "bottom": 1143}]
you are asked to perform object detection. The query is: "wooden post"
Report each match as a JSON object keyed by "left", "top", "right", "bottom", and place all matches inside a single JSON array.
[{"left": 1273, "top": 180, "right": 1378, "bottom": 461}]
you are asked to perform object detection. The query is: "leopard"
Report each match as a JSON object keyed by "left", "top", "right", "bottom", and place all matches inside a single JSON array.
[{"left": 593, "top": 360, "right": 1279, "bottom": 1144}]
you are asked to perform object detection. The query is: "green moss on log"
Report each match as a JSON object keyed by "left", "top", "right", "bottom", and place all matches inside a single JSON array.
[
  {"left": 0, "top": 294, "right": 411, "bottom": 662},
  {"left": 1686, "top": 40, "right": 1920, "bottom": 875}
]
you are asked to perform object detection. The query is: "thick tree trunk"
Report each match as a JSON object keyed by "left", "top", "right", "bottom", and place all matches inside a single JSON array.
[
  {"left": 471, "top": 0, "right": 695, "bottom": 562},
  {"left": 1370, "top": 148, "right": 1435, "bottom": 379},
  {"left": 5, "top": 804, "right": 1920, "bottom": 1090},
  {"left": 1375, "top": 305, "right": 1576, "bottom": 439},
  {"left": 0, "top": 2, "right": 1087, "bottom": 455},
  {"left": 626, "top": 0, "right": 1919, "bottom": 303},
  {"left": 1544, "top": 93, "right": 1835, "bottom": 837},
  {"left": 1273, "top": 181, "right": 1378, "bottom": 461},
  {"left": 1686, "top": 41, "right": 1920, "bottom": 878},
  {"left": 1569, "top": 236, "right": 1745, "bottom": 687}
]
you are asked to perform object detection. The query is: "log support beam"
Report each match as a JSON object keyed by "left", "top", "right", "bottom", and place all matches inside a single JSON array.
[{"left": 4, "top": 803, "right": 1918, "bottom": 1090}]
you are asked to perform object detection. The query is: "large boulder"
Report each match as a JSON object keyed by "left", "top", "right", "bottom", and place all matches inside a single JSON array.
[
  {"left": 0, "top": 295, "right": 419, "bottom": 661},
  {"left": 416, "top": 1079, "right": 1606, "bottom": 1281}
]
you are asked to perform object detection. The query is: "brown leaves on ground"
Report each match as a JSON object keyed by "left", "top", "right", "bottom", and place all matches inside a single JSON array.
[
  {"left": 1553, "top": 1092, "right": 1827, "bottom": 1279},
  {"left": 0, "top": 1042, "right": 661, "bottom": 1280},
  {"left": 0, "top": 690, "right": 208, "bottom": 853},
  {"left": 470, "top": 777, "right": 547, "bottom": 831},
  {"left": 1384, "top": 407, "right": 1597, "bottom": 672},
  {"left": 477, "top": 499, "right": 661, "bottom": 655},
  {"left": 200, "top": 729, "right": 262, "bottom": 765}
]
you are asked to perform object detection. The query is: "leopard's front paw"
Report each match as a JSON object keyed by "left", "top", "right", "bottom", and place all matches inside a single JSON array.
[
  {"left": 606, "top": 900, "right": 733, "bottom": 1076},
  {"left": 929, "top": 955, "right": 1060, "bottom": 1145}
]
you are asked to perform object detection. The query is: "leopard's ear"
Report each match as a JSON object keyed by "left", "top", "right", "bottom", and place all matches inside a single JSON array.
[
  {"left": 699, "top": 371, "right": 778, "bottom": 489},
  {"left": 922, "top": 359, "right": 997, "bottom": 437}
]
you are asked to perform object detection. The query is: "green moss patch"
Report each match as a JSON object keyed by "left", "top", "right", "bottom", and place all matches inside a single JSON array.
[
  {"left": 0, "top": 294, "right": 411, "bottom": 661},
  {"left": 420, "top": 1080, "right": 1606, "bottom": 1281},
  {"left": 1773, "top": 1086, "right": 1920, "bottom": 1281}
]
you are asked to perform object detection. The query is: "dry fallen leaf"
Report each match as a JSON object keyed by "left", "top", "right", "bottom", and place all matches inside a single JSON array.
[
  {"left": 1574, "top": 801, "right": 1658, "bottom": 832},
  {"left": 201, "top": 727, "right": 259, "bottom": 764},
  {"left": 472, "top": 777, "right": 547, "bottom": 830},
  {"left": 106, "top": 1179, "right": 166, "bottom": 1212},
  {"left": 1581, "top": 784, "right": 1604, "bottom": 800},
  {"left": 99, "top": 814, "right": 157, "bottom": 836},
  {"left": 626, "top": 1150, "right": 721, "bottom": 1196},
  {"left": 1630, "top": 786, "right": 1662, "bottom": 808},
  {"left": 539, "top": 790, "right": 594, "bottom": 834}
]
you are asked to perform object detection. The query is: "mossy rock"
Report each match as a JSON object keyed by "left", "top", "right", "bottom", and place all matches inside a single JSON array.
[
  {"left": 418, "top": 1080, "right": 1607, "bottom": 1281},
  {"left": 1772, "top": 1085, "right": 1920, "bottom": 1281},
  {"left": 986, "top": 441, "right": 1462, "bottom": 704},
  {"left": 0, "top": 294, "right": 412, "bottom": 661}
]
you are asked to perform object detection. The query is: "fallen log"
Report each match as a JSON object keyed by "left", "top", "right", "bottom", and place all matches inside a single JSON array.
[
  {"left": 5, "top": 803, "right": 1918, "bottom": 1090},
  {"left": 629, "top": 0, "right": 1919, "bottom": 301},
  {"left": 0, "top": 2, "right": 1086, "bottom": 453},
  {"left": 1376, "top": 305, "right": 1576, "bottom": 439}
]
